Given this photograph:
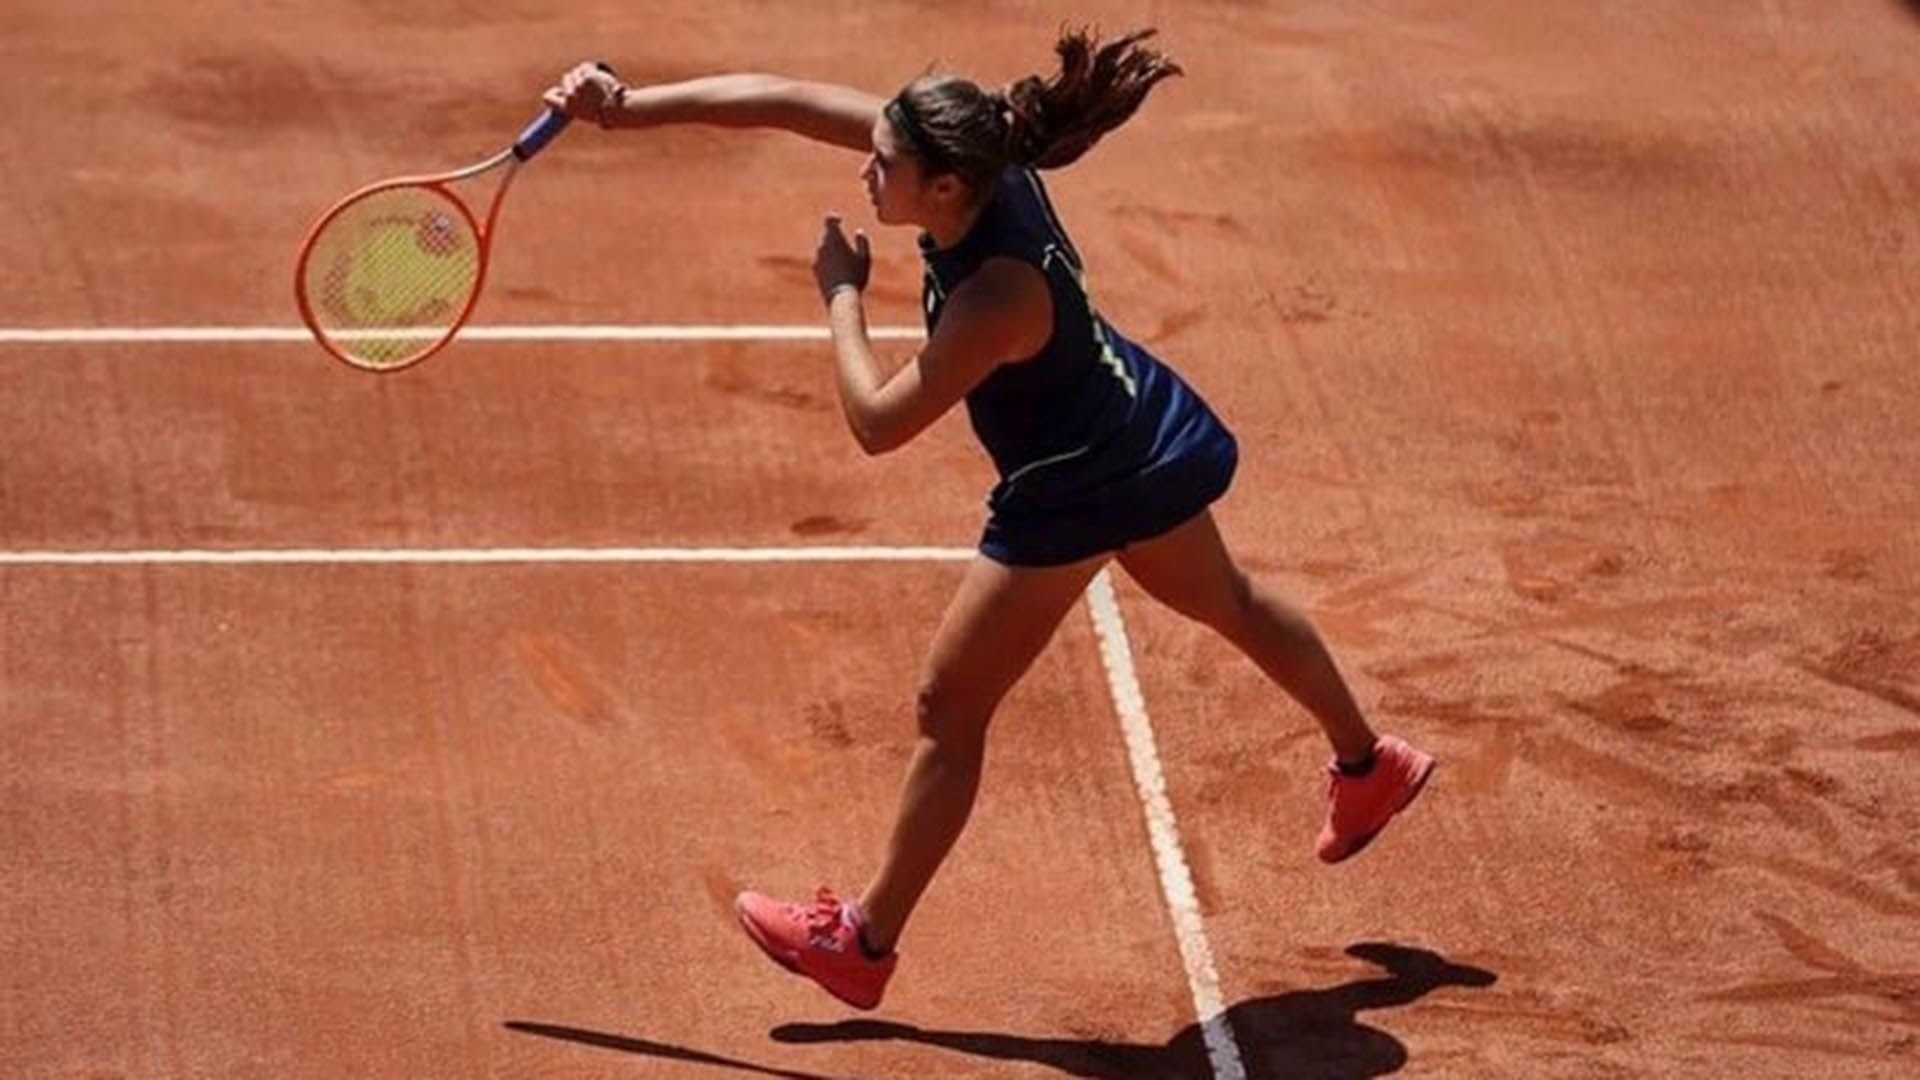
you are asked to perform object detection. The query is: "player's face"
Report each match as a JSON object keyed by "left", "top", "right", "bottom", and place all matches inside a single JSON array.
[{"left": 863, "top": 114, "right": 926, "bottom": 226}]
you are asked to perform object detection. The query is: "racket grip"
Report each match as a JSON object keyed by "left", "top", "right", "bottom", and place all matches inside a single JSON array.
[
  {"left": 513, "top": 61, "right": 619, "bottom": 162},
  {"left": 512, "top": 108, "right": 571, "bottom": 160}
]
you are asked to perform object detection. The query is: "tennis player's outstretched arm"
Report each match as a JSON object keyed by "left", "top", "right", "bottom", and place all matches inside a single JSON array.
[{"left": 543, "top": 63, "right": 880, "bottom": 151}]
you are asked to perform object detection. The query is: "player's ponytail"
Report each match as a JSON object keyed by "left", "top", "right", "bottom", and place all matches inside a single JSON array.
[
  {"left": 997, "top": 28, "right": 1181, "bottom": 170},
  {"left": 889, "top": 28, "right": 1181, "bottom": 197}
]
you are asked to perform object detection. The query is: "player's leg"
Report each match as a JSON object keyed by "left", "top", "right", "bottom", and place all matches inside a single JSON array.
[
  {"left": 1117, "top": 510, "right": 1375, "bottom": 757},
  {"left": 858, "top": 550, "right": 1108, "bottom": 950},
  {"left": 1116, "top": 509, "right": 1434, "bottom": 863},
  {"left": 734, "top": 550, "right": 1106, "bottom": 1008}
]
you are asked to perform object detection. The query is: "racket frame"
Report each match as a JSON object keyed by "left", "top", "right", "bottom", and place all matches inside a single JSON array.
[
  {"left": 294, "top": 77, "right": 602, "bottom": 372},
  {"left": 293, "top": 147, "right": 524, "bottom": 373}
]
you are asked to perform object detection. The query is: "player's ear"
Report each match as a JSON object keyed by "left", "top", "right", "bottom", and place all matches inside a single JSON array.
[{"left": 930, "top": 173, "right": 966, "bottom": 205}]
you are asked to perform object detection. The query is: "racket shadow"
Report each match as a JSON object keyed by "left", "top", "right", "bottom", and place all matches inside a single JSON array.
[{"left": 502, "top": 1020, "right": 853, "bottom": 1080}]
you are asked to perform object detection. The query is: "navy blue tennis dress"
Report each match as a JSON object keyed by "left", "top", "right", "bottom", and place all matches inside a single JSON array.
[{"left": 920, "top": 167, "right": 1238, "bottom": 566}]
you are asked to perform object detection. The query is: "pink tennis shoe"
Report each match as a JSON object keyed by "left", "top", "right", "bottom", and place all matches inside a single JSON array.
[
  {"left": 1317, "top": 734, "right": 1436, "bottom": 863},
  {"left": 734, "top": 886, "right": 896, "bottom": 1010}
]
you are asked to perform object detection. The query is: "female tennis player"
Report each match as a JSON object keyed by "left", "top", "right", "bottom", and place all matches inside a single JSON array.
[{"left": 546, "top": 29, "right": 1434, "bottom": 1011}]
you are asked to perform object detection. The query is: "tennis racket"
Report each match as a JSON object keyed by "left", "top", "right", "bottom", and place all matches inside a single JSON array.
[{"left": 294, "top": 65, "right": 613, "bottom": 373}]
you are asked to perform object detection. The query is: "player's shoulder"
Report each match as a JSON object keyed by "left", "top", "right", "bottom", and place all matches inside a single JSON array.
[{"left": 961, "top": 255, "right": 1048, "bottom": 301}]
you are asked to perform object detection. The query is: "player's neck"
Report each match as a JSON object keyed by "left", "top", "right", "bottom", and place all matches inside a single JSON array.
[{"left": 921, "top": 199, "right": 986, "bottom": 251}]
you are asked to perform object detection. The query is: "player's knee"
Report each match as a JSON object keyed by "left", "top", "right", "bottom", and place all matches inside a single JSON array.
[{"left": 914, "top": 675, "right": 993, "bottom": 750}]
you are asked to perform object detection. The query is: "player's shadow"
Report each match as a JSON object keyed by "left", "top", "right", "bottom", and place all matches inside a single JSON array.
[
  {"left": 504, "top": 943, "right": 1494, "bottom": 1080},
  {"left": 770, "top": 942, "right": 1496, "bottom": 1080}
]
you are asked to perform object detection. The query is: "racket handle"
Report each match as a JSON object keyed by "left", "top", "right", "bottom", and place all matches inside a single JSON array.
[
  {"left": 513, "top": 109, "right": 571, "bottom": 160},
  {"left": 513, "top": 61, "right": 620, "bottom": 162}
]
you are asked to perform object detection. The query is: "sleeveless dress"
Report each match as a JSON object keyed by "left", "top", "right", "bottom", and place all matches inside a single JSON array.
[{"left": 919, "top": 167, "right": 1239, "bottom": 566}]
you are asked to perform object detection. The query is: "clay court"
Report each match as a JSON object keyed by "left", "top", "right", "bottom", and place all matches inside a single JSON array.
[{"left": 4, "top": 2, "right": 1918, "bottom": 1077}]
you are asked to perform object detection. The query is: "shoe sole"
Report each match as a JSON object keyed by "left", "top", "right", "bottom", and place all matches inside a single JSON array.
[
  {"left": 1324, "top": 757, "right": 1437, "bottom": 864},
  {"left": 733, "top": 901, "right": 882, "bottom": 1011}
]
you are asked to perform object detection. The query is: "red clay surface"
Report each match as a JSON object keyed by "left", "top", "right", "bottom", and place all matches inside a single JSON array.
[{"left": 5, "top": 2, "right": 1920, "bottom": 1077}]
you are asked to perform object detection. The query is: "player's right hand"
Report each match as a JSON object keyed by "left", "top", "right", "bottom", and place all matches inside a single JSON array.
[{"left": 542, "top": 61, "right": 627, "bottom": 126}]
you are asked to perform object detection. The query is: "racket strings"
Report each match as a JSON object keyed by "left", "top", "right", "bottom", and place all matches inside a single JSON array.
[{"left": 302, "top": 186, "right": 482, "bottom": 368}]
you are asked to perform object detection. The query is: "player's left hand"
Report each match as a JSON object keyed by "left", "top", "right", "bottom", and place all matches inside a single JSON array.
[{"left": 814, "top": 214, "right": 871, "bottom": 303}]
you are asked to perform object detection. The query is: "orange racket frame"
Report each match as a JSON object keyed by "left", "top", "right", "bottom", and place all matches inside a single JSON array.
[{"left": 294, "top": 80, "right": 600, "bottom": 373}]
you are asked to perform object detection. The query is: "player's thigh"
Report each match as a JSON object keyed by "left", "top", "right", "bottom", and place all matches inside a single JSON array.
[
  {"left": 920, "top": 552, "right": 1108, "bottom": 715},
  {"left": 1114, "top": 509, "right": 1248, "bottom": 629}
]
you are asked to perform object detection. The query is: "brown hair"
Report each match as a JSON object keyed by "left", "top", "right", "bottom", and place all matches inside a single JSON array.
[{"left": 889, "top": 27, "right": 1182, "bottom": 193}]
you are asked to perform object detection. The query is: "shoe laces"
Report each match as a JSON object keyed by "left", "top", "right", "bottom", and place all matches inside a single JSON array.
[{"left": 805, "top": 886, "right": 846, "bottom": 940}]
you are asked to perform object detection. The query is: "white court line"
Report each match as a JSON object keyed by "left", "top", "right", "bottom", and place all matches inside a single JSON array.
[
  {"left": 1085, "top": 568, "right": 1246, "bottom": 1080},
  {"left": 0, "top": 325, "right": 924, "bottom": 345},
  {"left": 0, "top": 545, "right": 975, "bottom": 566}
]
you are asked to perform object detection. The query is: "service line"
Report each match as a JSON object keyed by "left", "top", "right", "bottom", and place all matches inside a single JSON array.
[
  {"left": 0, "top": 325, "right": 924, "bottom": 345},
  {"left": 0, "top": 545, "right": 973, "bottom": 566}
]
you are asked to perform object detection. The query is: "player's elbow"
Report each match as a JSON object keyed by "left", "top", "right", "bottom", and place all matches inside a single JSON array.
[
  {"left": 846, "top": 409, "right": 912, "bottom": 456},
  {"left": 849, "top": 420, "right": 904, "bottom": 456}
]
